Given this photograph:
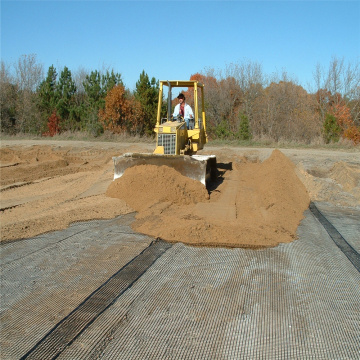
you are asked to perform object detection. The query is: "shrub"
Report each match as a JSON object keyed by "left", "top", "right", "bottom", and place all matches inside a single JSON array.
[{"left": 323, "top": 113, "right": 341, "bottom": 143}]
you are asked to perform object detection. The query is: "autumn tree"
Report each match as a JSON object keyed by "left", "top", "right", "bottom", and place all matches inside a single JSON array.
[
  {"left": 218, "top": 76, "right": 242, "bottom": 134},
  {"left": 253, "top": 81, "right": 319, "bottom": 142},
  {"left": 190, "top": 63, "right": 262, "bottom": 140},
  {"left": 313, "top": 57, "right": 360, "bottom": 126},
  {"left": 182, "top": 73, "right": 210, "bottom": 111},
  {"left": 99, "top": 85, "right": 143, "bottom": 134},
  {"left": 330, "top": 103, "right": 360, "bottom": 144},
  {"left": 223, "top": 60, "right": 265, "bottom": 131},
  {"left": 43, "top": 110, "right": 61, "bottom": 137},
  {"left": 188, "top": 71, "right": 234, "bottom": 138}
]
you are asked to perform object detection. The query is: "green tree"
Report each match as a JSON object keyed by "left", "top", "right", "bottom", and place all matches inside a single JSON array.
[
  {"left": 83, "top": 70, "right": 102, "bottom": 105},
  {"left": 56, "top": 66, "right": 78, "bottom": 130},
  {"left": 83, "top": 69, "right": 122, "bottom": 106},
  {"left": 102, "top": 69, "right": 123, "bottom": 94},
  {"left": 134, "top": 70, "right": 159, "bottom": 135},
  {"left": 236, "top": 113, "right": 252, "bottom": 140},
  {"left": 82, "top": 70, "right": 104, "bottom": 135},
  {"left": 38, "top": 65, "right": 58, "bottom": 121},
  {"left": 323, "top": 113, "right": 342, "bottom": 143},
  {"left": 215, "top": 119, "right": 231, "bottom": 139}
]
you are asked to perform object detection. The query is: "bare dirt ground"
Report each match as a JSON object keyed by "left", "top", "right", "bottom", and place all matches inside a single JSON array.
[{"left": 1, "top": 139, "right": 359, "bottom": 247}]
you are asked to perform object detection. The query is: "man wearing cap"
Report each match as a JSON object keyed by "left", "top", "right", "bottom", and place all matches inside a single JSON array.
[{"left": 173, "top": 93, "right": 194, "bottom": 129}]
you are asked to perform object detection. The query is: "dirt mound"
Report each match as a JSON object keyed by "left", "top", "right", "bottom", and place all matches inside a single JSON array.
[
  {"left": 106, "top": 165, "right": 209, "bottom": 211},
  {"left": 295, "top": 160, "right": 360, "bottom": 208},
  {"left": 330, "top": 162, "right": 360, "bottom": 192},
  {"left": 106, "top": 149, "right": 310, "bottom": 248}
]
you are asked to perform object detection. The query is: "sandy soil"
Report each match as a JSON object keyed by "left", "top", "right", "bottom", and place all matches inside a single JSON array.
[{"left": 1, "top": 140, "right": 359, "bottom": 247}]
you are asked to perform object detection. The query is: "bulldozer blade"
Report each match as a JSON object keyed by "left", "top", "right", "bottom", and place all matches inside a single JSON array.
[{"left": 113, "top": 153, "right": 217, "bottom": 186}]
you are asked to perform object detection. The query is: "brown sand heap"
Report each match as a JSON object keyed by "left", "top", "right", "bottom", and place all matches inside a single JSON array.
[
  {"left": 330, "top": 161, "right": 360, "bottom": 193},
  {"left": 106, "top": 165, "right": 209, "bottom": 211},
  {"left": 106, "top": 149, "right": 310, "bottom": 248}
]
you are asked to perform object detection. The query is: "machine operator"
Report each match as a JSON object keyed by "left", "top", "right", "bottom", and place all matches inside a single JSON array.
[{"left": 173, "top": 93, "right": 194, "bottom": 129}]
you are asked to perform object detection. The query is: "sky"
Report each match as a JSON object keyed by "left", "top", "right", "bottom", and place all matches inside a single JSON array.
[{"left": 1, "top": 1, "right": 359, "bottom": 92}]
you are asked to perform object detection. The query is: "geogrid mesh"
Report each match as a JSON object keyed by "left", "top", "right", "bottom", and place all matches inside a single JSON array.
[{"left": 1, "top": 209, "right": 359, "bottom": 360}]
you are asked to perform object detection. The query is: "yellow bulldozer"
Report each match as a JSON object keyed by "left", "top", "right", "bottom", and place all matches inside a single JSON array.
[{"left": 112, "top": 80, "right": 217, "bottom": 186}]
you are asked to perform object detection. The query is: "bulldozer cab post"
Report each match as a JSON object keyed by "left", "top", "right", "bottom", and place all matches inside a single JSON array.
[{"left": 153, "top": 80, "right": 208, "bottom": 156}]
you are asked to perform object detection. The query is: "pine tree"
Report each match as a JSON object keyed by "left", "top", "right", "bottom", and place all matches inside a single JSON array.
[
  {"left": 56, "top": 66, "right": 77, "bottom": 130},
  {"left": 37, "top": 65, "right": 58, "bottom": 131},
  {"left": 84, "top": 70, "right": 102, "bottom": 105},
  {"left": 237, "top": 113, "right": 251, "bottom": 140},
  {"left": 134, "top": 70, "right": 159, "bottom": 135},
  {"left": 323, "top": 113, "right": 341, "bottom": 143},
  {"left": 38, "top": 66, "right": 57, "bottom": 114},
  {"left": 102, "top": 70, "right": 123, "bottom": 93}
]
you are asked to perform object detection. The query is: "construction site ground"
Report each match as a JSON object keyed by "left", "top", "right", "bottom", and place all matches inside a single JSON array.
[{"left": 1, "top": 140, "right": 359, "bottom": 359}]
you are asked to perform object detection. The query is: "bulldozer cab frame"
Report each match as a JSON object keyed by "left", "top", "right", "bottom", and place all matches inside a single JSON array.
[
  {"left": 156, "top": 80, "right": 207, "bottom": 131},
  {"left": 153, "top": 80, "right": 208, "bottom": 155}
]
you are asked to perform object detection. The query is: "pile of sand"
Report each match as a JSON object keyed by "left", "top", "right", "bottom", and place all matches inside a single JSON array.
[
  {"left": 330, "top": 162, "right": 360, "bottom": 193},
  {"left": 106, "top": 165, "right": 209, "bottom": 211},
  {"left": 295, "top": 160, "right": 360, "bottom": 207},
  {"left": 106, "top": 150, "right": 310, "bottom": 248}
]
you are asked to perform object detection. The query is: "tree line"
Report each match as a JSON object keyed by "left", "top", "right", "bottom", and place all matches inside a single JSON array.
[{"left": 1, "top": 54, "right": 359, "bottom": 144}]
